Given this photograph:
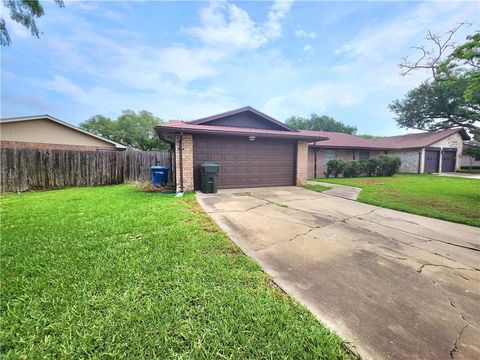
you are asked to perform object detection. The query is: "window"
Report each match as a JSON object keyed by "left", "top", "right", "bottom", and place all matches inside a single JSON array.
[
  {"left": 359, "top": 150, "right": 370, "bottom": 160},
  {"left": 324, "top": 149, "right": 337, "bottom": 164}
]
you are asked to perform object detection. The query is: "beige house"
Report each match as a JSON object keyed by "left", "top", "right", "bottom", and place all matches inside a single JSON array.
[
  {"left": 0, "top": 115, "right": 126, "bottom": 151},
  {"left": 309, "top": 128, "right": 470, "bottom": 177}
]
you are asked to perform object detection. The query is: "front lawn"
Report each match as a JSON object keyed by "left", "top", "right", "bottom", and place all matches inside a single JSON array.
[
  {"left": 1, "top": 185, "right": 352, "bottom": 359},
  {"left": 311, "top": 174, "right": 480, "bottom": 227}
]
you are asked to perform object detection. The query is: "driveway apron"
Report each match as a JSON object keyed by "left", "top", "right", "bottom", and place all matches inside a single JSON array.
[{"left": 196, "top": 186, "right": 480, "bottom": 360}]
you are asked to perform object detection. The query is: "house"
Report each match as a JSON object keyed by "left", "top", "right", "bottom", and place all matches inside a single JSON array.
[
  {"left": 155, "top": 106, "right": 470, "bottom": 191},
  {"left": 0, "top": 115, "right": 126, "bottom": 151},
  {"left": 155, "top": 106, "right": 327, "bottom": 191},
  {"left": 309, "top": 128, "right": 470, "bottom": 177}
]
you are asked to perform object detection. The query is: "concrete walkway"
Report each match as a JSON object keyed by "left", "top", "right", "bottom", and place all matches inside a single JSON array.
[
  {"left": 435, "top": 172, "right": 480, "bottom": 179},
  {"left": 307, "top": 180, "right": 361, "bottom": 200},
  {"left": 197, "top": 186, "right": 480, "bottom": 360}
]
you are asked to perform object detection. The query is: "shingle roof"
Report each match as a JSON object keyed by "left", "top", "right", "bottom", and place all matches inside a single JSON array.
[
  {"left": 310, "top": 128, "right": 470, "bottom": 150},
  {"left": 155, "top": 121, "right": 328, "bottom": 141}
]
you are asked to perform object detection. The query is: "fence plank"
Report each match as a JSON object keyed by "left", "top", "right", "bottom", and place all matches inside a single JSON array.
[{"left": 0, "top": 148, "right": 171, "bottom": 192}]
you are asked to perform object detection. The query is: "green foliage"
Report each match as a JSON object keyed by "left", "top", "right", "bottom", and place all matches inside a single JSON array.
[
  {"left": 342, "top": 160, "right": 363, "bottom": 178},
  {"left": 465, "top": 146, "right": 480, "bottom": 161},
  {"left": 0, "top": 185, "right": 353, "bottom": 358},
  {"left": 315, "top": 174, "right": 480, "bottom": 227},
  {"left": 326, "top": 156, "right": 401, "bottom": 178},
  {"left": 392, "top": 32, "right": 479, "bottom": 135},
  {"left": 80, "top": 110, "right": 169, "bottom": 151},
  {"left": 377, "top": 155, "right": 401, "bottom": 176},
  {"left": 286, "top": 114, "right": 357, "bottom": 134},
  {"left": 357, "top": 134, "right": 376, "bottom": 139},
  {"left": 389, "top": 75, "right": 479, "bottom": 132},
  {"left": 1, "top": 0, "right": 64, "bottom": 46},
  {"left": 363, "top": 158, "right": 380, "bottom": 176},
  {"left": 325, "top": 158, "right": 346, "bottom": 178},
  {"left": 301, "top": 184, "right": 332, "bottom": 193}
]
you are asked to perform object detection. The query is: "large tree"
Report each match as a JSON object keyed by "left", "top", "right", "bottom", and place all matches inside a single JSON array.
[
  {"left": 80, "top": 110, "right": 169, "bottom": 151},
  {"left": 1, "top": 0, "right": 64, "bottom": 46},
  {"left": 391, "top": 24, "right": 479, "bottom": 139},
  {"left": 286, "top": 114, "right": 357, "bottom": 134}
]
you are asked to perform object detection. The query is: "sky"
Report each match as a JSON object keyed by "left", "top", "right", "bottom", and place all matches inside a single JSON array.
[{"left": 1, "top": 0, "right": 478, "bottom": 135}]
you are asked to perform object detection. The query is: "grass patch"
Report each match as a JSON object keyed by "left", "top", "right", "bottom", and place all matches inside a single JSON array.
[
  {"left": 311, "top": 174, "right": 480, "bottom": 227},
  {"left": 302, "top": 184, "right": 332, "bottom": 193},
  {"left": 1, "top": 185, "right": 352, "bottom": 359}
]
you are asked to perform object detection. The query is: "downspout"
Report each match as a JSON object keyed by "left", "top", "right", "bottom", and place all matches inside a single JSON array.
[
  {"left": 314, "top": 148, "right": 318, "bottom": 178},
  {"left": 178, "top": 131, "right": 184, "bottom": 193}
]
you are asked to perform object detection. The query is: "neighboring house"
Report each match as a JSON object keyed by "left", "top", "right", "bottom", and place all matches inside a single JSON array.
[
  {"left": 156, "top": 106, "right": 327, "bottom": 191},
  {"left": 461, "top": 140, "right": 480, "bottom": 168},
  {"left": 0, "top": 115, "right": 126, "bottom": 151},
  {"left": 155, "top": 107, "right": 471, "bottom": 191},
  {"left": 309, "top": 128, "right": 470, "bottom": 177}
]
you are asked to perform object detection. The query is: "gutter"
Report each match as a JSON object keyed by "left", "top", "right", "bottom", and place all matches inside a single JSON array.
[{"left": 178, "top": 131, "right": 184, "bottom": 193}]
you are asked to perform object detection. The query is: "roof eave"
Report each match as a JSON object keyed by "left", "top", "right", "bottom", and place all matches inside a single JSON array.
[{"left": 154, "top": 125, "right": 327, "bottom": 142}]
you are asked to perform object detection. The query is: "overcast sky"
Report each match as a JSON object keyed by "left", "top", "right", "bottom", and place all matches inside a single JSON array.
[{"left": 1, "top": 0, "right": 478, "bottom": 135}]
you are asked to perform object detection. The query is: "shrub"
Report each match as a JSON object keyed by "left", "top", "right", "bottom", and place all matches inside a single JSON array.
[
  {"left": 325, "top": 159, "right": 346, "bottom": 178},
  {"left": 378, "top": 156, "right": 401, "bottom": 176},
  {"left": 363, "top": 158, "right": 380, "bottom": 176},
  {"left": 343, "top": 160, "right": 363, "bottom": 178}
]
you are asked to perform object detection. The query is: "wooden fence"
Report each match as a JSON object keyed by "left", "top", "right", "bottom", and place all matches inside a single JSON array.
[{"left": 0, "top": 148, "right": 172, "bottom": 192}]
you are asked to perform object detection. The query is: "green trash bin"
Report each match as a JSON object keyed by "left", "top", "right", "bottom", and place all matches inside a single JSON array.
[{"left": 200, "top": 162, "right": 220, "bottom": 193}]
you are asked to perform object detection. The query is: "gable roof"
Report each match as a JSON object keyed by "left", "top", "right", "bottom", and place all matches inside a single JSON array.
[
  {"left": 155, "top": 121, "right": 328, "bottom": 141},
  {"left": 188, "top": 106, "right": 295, "bottom": 131},
  {"left": 370, "top": 128, "right": 470, "bottom": 149},
  {"left": 0, "top": 115, "right": 127, "bottom": 149},
  {"left": 310, "top": 128, "right": 470, "bottom": 150}
]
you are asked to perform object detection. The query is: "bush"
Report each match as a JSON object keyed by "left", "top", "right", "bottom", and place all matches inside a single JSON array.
[
  {"left": 363, "top": 158, "right": 380, "bottom": 176},
  {"left": 343, "top": 160, "right": 363, "bottom": 178},
  {"left": 377, "top": 156, "right": 401, "bottom": 176},
  {"left": 325, "top": 159, "right": 346, "bottom": 178}
]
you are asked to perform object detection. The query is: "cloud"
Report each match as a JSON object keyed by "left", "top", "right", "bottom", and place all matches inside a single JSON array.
[
  {"left": 187, "top": 0, "right": 293, "bottom": 49},
  {"left": 303, "top": 44, "right": 313, "bottom": 52},
  {"left": 295, "top": 29, "right": 316, "bottom": 39}
]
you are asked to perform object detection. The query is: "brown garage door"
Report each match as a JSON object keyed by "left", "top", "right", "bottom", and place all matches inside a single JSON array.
[
  {"left": 193, "top": 135, "right": 295, "bottom": 189},
  {"left": 424, "top": 149, "right": 440, "bottom": 173},
  {"left": 441, "top": 150, "right": 456, "bottom": 172}
]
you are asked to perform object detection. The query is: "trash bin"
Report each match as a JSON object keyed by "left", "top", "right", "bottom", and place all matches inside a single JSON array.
[
  {"left": 151, "top": 166, "right": 169, "bottom": 186},
  {"left": 200, "top": 162, "right": 220, "bottom": 193}
]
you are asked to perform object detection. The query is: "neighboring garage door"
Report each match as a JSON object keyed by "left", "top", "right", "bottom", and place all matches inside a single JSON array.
[
  {"left": 193, "top": 135, "right": 295, "bottom": 189},
  {"left": 424, "top": 149, "right": 440, "bottom": 173},
  {"left": 441, "top": 150, "right": 457, "bottom": 172}
]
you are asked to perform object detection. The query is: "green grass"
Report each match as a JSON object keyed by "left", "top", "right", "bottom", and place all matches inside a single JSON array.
[
  {"left": 302, "top": 184, "right": 332, "bottom": 193},
  {"left": 311, "top": 174, "right": 480, "bottom": 227},
  {"left": 1, "top": 185, "right": 352, "bottom": 359}
]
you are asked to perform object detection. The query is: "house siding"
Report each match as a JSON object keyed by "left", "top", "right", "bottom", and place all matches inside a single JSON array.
[{"left": 388, "top": 150, "right": 421, "bottom": 173}]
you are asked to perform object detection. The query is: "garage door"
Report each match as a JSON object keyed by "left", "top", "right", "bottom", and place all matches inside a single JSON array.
[
  {"left": 441, "top": 150, "right": 456, "bottom": 172},
  {"left": 424, "top": 150, "right": 439, "bottom": 173},
  {"left": 193, "top": 135, "right": 295, "bottom": 189}
]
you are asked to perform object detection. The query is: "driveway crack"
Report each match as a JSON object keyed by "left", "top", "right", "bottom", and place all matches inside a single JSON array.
[
  {"left": 417, "top": 263, "right": 477, "bottom": 274},
  {"left": 450, "top": 324, "right": 468, "bottom": 359}
]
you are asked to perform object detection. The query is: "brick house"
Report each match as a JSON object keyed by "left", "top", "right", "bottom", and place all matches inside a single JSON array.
[
  {"left": 155, "top": 106, "right": 326, "bottom": 191},
  {"left": 0, "top": 115, "right": 126, "bottom": 151},
  {"left": 155, "top": 107, "right": 470, "bottom": 191},
  {"left": 309, "top": 128, "right": 470, "bottom": 177}
]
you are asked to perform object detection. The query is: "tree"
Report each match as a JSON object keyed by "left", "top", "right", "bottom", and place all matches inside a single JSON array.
[
  {"left": 80, "top": 110, "right": 169, "bottom": 151},
  {"left": 391, "top": 25, "right": 480, "bottom": 139},
  {"left": 1, "top": 0, "right": 64, "bottom": 46},
  {"left": 286, "top": 114, "right": 357, "bottom": 134}
]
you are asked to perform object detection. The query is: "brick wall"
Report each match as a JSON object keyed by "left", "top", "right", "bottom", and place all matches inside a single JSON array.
[
  {"left": 175, "top": 134, "right": 194, "bottom": 192},
  {"left": 296, "top": 140, "right": 309, "bottom": 185},
  {"left": 0, "top": 140, "right": 115, "bottom": 152}
]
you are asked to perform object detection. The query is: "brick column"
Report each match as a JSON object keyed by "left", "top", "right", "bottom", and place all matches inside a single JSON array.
[
  {"left": 175, "top": 133, "right": 194, "bottom": 192},
  {"left": 296, "top": 140, "right": 309, "bottom": 186}
]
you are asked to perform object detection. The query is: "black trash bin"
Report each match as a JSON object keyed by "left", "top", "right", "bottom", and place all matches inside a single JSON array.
[{"left": 200, "top": 162, "right": 220, "bottom": 193}]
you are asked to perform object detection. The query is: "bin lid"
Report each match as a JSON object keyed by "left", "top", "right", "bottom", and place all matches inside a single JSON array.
[
  {"left": 200, "top": 162, "right": 220, "bottom": 168},
  {"left": 151, "top": 165, "right": 169, "bottom": 170}
]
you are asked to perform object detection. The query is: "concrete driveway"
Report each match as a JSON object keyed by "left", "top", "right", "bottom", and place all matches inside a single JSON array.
[{"left": 197, "top": 186, "right": 480, "bottom": 360}]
